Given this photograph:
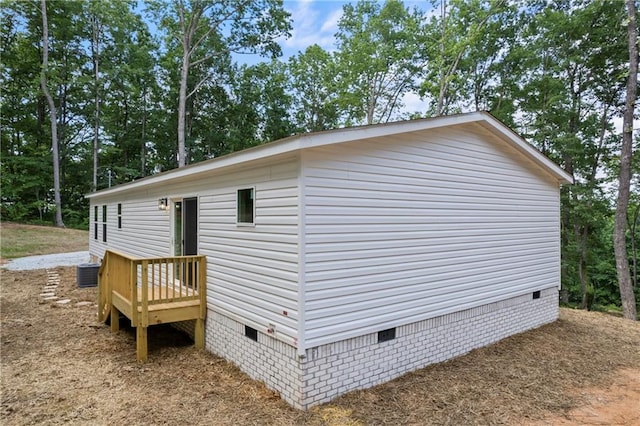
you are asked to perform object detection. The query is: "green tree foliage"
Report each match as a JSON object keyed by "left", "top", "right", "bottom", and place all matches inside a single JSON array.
[
  {"left": 335, "top": 0, "right": 422, "bottom": 125},
  {"left": 511, "top": 0, "right": 630, "bottom": 310},
  {"left": 419, "top": 0, "right": 515, "bottom": 116},
  {"left": 287, "top": 45, "right": 340, "bottom": 132},
  {"left": 1, "top": 7, "right": 50, "bottom": 222},
  {"left": 148, "top": 0, "right": 291, "bottom": 167},
  {"left": 1, "top": 0, "right": 637, "bottom": 313}
]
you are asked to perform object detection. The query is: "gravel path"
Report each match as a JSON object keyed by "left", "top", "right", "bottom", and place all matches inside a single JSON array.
[{"left": 1, "top": 251, "right": 91, "bottom": 271}]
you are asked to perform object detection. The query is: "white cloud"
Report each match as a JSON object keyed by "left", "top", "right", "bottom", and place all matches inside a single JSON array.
[
  {"left": 402, "top": 91, "right": 429, "bottom": 116},
  {"left": 320, "top": 8, "right": 342, "bottom": 34},
  {"left": 280, "top": 0, "right": 343, "bottom": 54}
]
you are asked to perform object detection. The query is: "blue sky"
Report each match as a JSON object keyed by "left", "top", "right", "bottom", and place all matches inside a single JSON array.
[
  {"left": 279, "top": 0, "right": 433, "bottom": 59},
  {"left": 280, "top": 0, "right": 350, "bottom": 56},
  {"left": 277, "top": 0, "right": 432, "bottom": 115}
]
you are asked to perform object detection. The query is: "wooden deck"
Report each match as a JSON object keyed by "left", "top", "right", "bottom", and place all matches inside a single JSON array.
[{"left": 98, "top": 250, "right": 206, "bottom": 362}]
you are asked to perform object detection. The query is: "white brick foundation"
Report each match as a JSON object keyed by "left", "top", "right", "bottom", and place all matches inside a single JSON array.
[
  {"left": 205, "top": 312, "right": 304, "bottom": 406},
  {"left": 206, "top": 287, "right": 558, "bottom": 409}
]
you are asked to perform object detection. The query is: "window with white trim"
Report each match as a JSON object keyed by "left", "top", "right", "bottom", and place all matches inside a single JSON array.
[
  {"left": 93, "top": 206, "right": 98, "bottom": 240},
  {"left": 102, "top": 205, "right": 107, "bottom": 242}
]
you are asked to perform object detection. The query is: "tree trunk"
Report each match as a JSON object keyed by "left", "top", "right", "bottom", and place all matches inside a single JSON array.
[
  {"left": 141, "top": 85, "right": 147, "bottom": 176},
  {"left": 614, "top": 0, "right": 638, "bottom": 320},
  {"left": 40, "top": 0, "right": 64, "bottom": 228},
  {"left": 92, "top": 15, "right": 100, "bottom": 192},
  {"left": 177, "top": 38, "right": 190, "bottom": 168},
  {"left": 575, "top": 224, "right": 590, "bottom": 309},
  {"left": 436, "top": 0, "right": 446, "bottom": 116}
]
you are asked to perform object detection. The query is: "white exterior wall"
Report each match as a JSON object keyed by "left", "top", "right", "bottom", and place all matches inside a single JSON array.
[
  {"left": 89, "top": 156, "right": 302, "bottom": 347},
  {"left": 89, "top": 198, "right": 171, "bottom": 260},
  {"left": 199, "top": 159, "right": 300, "bottom": 346},
  {"left": 302, "top": 123, "right": 562, "bottom": 348}
]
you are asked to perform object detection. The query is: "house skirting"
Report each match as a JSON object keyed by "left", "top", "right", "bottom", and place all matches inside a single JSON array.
[{"left": 205, "top": 287, "right": 558, "bottom": 409}]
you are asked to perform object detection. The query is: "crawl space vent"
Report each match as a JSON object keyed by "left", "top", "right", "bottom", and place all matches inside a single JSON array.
[
  {"left": 378, "top": 327, "right": 396, "bottom": 343},
  {"left": 245, "top": 325, "right": 258, "bottom": 341}
]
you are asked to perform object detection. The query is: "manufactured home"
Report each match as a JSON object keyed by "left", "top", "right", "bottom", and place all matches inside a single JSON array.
[{"left": 88, "top": 111, "right": 573, "bottom": 409}]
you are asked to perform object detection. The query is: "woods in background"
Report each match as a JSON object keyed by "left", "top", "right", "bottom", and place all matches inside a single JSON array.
[{"left": 1, "top": 0, "right": 638, "bottom": 315}]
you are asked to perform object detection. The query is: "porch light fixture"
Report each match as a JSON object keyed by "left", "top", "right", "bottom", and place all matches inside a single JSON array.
[{"left": 158, "top": 198, "right": 168, "bottom": 210}]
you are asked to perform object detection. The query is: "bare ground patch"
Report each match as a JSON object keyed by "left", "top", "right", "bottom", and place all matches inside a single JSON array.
[
  {"left": 526, "top": 368, "right": 640, "bottom": 425},
  {"left": 1, "top": 267, "right": 639, "bottom": 425}
]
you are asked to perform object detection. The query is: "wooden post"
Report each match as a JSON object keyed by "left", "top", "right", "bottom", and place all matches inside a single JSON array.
[
  {"left": 199, "top": 256, "right": 207, "bottom": 320},
  {"left": 136, "top": 326, "right": 147, "bottom": 362},
  {"left": 195, "top": 256, "right": 207, "bottom": 350},
  {"left": 103, "top": 252, "right": 113, "bottom": 323},
  {"left": 141, "top": 261, "right": 149, "bottom": 327},
  {"left": 97, "top": 254, "right": 105, "bottom": 322},
  {"left": 130, "top": 261, "right": 138, "bottom": 328},
  {"left": 110, "top": 305, "right": 119, "bottom": 332},
  {"left": 195, "top": 318, "right": 204, "bottom": 349}
]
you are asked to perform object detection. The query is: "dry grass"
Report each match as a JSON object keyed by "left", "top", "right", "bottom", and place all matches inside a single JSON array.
[
  {"left": 1, "top": 266, "right": 639, "bottom": 425},
  {"left": 0, "top": 222, "right": 88, "bottom": 259},
  {"left": 324, "top": 309, "right": 640, "bottom": 425}
]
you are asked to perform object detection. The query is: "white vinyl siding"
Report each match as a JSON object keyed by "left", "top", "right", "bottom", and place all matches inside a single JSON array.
[
  {"left": 199, "top": 162, "right": 300, "bottom": 346},
  {"left": 89, "top": 198, "right": 171, "bottom": 260},
  {"left": 90, "top": 157, "right": 301, "bottom": 347},
  {"left": 302, "top": 124, "right": 561, "bottom": 347}
]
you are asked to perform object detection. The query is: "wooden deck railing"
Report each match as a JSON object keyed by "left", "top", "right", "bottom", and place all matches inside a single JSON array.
[{"left": 98, "top": 249, "right": 207, "bottom": 361}]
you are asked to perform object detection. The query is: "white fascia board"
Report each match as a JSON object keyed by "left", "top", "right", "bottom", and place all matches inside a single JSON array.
[
  {"left": 86, "top": 115, "right": 479, "bottom": 200},
  {"left": 86, "top": 138, "right": 306, "bottom": 199},
  {"left": 86, "top": 111, "right": 571, "bottom": 200},
  {"left": 297, "top": 111, "right": 487, "bottom": 149},
  {"left": 299, "top": 111, "right": 573, "bottom": 184}
]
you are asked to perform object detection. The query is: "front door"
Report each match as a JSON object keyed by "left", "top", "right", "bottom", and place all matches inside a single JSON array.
[
  {"left": 182, "top": 197, "right": 198, "bottom": 255},
  {"left": 173, "top": 197, "right": 198, "bottom": 286},
  {"left": 173, "top": 197, "right": 198, "bottom": 256}
]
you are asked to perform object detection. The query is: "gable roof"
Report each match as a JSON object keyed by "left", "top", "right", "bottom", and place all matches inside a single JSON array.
[{"left": 87, "top": 111, "right": 573, "bottom": 199}]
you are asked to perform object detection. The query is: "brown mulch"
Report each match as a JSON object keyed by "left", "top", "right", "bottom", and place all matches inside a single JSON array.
[{"left": 1, "top": 267, "right": 639, "bottom": 425}]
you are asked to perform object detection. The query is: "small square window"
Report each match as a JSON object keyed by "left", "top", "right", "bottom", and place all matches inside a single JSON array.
[
  {"left": 533, "top": 291, "right": 541, "bottom": 300},
  {"left": 237, "top": 188, "right": 254, "bottom": 224}
]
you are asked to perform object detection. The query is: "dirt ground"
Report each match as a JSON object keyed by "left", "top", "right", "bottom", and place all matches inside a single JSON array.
[
  {"left": 1, "top": 266, "right": 639, "bottom": 425},
  {"left": 529, "top": 368, "right": 640, "bottom": 426}
]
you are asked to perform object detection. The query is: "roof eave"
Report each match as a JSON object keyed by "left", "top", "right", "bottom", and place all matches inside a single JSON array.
[
  {"left": 477, "top": 113, "right": 574, "bottom": 185},
  {"left": 86, "top": 111, "right": 572, "bottom": 200}
]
